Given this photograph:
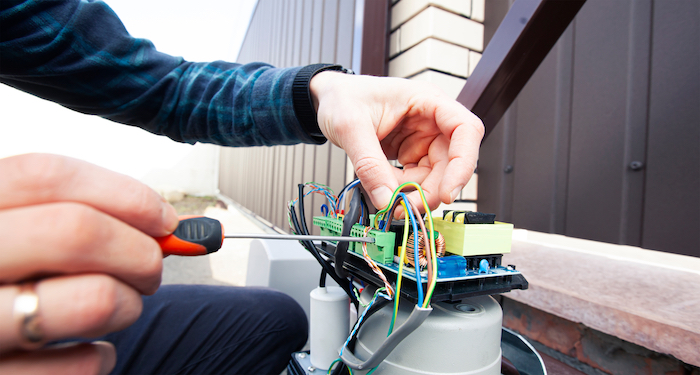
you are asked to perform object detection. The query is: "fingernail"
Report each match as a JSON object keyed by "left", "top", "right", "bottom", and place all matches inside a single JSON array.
[
  {"left": 450, "top": 186, "right": 464, "bottom": 202},
  {"left": 162, "top": 202, "right": 179, "bottom": 233},
  {"left": 93, "top": 341, "right": 116, "bottom": 375},
  {"left": 371, "top": 186, "right": 393, "bottom": 208}
]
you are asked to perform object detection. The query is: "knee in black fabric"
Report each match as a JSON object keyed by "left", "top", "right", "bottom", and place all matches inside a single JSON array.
[
  {"left": 248, "top": 287, "right": 309, "bottom": 350},
  {"left": 101, "top": 285, "right": 310, "bottom": 375}
]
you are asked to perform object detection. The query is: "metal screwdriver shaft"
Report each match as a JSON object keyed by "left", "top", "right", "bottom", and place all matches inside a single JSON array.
[{"left": 224, "top": 233, "right": 375, "bottom": 243}]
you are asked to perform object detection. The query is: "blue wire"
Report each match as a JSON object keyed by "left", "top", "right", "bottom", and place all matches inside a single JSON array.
[
  {"left": 304, "top": 188, "right": 338, "bottom": 211},
  {"left": 398, "top": 193, "right": 423, "bottom": 306},
  {"left": 337, "top": 179, "right": 361, "bottom": 212},
  {"left": 360, "top": 201, "right": 364, "bottom": 223},
  {"left": 340, "top": 290, "right": 391, "bottom": 356},
  {"left": 338, "top": 179, "right": 361, "bottom": 201}
]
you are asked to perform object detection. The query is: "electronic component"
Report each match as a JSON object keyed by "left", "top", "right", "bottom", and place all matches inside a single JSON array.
[
  {"left": 318, "top": 242, "right": 527, "bottom": 304},
  {"left": 444, "top": 210, "right": 496, "bottom": 224},
  {"left": 437, "top": 255, "right": 467, "bottom": 278},
  {"left": 405, "top": 230, "right": 446, "bottom": 268},
  {"left": 312, "top": 209, "right": 526, "bottom": 304},
  {"left": 309, "top": 286, "right": 349, "bottom": 370},
  {"left": 433, "top": 210, "right": 513, "bottom": 256},
  {"left": 313, "top": 216, "right": 395, "bottom": 264}
]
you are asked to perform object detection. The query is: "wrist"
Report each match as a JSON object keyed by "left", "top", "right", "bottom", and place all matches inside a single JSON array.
[
  {"left": 309, "top": 71, "right": 341, "bottom": 112},
  {"left": 292, "top": 64, "right": 352, "bottom": 143}
]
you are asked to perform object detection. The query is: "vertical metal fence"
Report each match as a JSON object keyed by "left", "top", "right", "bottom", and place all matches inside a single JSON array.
[{"left": 219, "top": 0, "right": 358, "bottom": 232}]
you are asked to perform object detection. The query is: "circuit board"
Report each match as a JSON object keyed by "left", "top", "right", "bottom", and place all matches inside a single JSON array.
[
  {"left": 317, "top": 242, "right": 527, "bottom": 303},
  {"left": 314, "top": 211, "right": 528, "bottom": 303}
]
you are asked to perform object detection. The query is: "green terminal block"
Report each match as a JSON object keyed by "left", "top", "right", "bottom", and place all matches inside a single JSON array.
[
  {"left": 313, "top": 216, "right": 395, "bottom": 264},
  {"left": 432, "top": 216, "right": 513, "bottom": 256}
]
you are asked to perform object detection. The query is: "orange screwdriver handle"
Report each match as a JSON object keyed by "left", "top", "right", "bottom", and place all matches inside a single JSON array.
[{"left": 156, "top": 216, "right": 224, "bottom": 256}]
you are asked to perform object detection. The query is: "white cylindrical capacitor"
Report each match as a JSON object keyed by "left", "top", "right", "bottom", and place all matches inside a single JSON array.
[{"left": 310, "top": 286, "right": 350, "bottom": 370}]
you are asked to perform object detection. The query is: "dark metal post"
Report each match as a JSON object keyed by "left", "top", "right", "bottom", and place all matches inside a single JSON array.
[
  {"left": 360, "top": 0, "right": 390, "bottom": 76},
  {"left": 457, "top": 0, "right": 586, "bottom": 140}
]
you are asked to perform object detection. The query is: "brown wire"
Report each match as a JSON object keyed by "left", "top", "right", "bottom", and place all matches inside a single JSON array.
[
  {"left": 387, "top": 196, "right": 449, "bottom": 301},
  {"left": 384, "top": 195, "right": 404, "bottom": 230}
]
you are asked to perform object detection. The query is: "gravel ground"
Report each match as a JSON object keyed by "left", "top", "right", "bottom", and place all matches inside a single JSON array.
[
  {"left": 170, "top": 195, "right": 224, "bottom": 215},
  {"left": 163, "top": 195, "right": 232, "bottom": 286}
]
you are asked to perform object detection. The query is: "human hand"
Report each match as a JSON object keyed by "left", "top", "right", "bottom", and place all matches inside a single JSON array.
[
  {"left": 0, "top": 153, "right": 178, "bottom": 374},
  {"left": 310, "top": 72, "right": 484, "bottom": 211}
]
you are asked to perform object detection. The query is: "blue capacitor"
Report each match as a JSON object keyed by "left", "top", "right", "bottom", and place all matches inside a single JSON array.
[
  {"left": 479, "top": 259, "right": 490, "bottom": 274},
  {"left": 437, "top": 255, "right": 467, "bottom": 278}
]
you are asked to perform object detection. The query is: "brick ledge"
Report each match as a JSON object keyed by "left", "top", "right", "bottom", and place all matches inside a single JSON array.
[{"left": 503, "top": 230, "right": 700, "bottom": 367}]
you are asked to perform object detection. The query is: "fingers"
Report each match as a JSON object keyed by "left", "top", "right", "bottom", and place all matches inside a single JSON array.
[
  {"left": 0, "top": 341, "right": 116, "bottom": 375},
  {"left": 0, "top": 274, "right": 141, "bottom": 353},
  {"left": 311, "top": 72, "right": 484, "bottom": 210},
  {"left": 0, "top": 203, "right": 163, "bottom": 293},
  {"left": 333, "top": 117, "right": 400, "bottom": 210},
  {"left": 0, "top": 153, "right": 178, "bottom": 237},
  {"left": 432, "top": 101, "right": 485, "bottom": 203}
]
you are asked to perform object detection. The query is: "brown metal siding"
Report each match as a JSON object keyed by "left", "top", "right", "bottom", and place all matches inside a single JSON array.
[
  {"left": 479, "top": 0, "right": 699, "bottom": 256},
  {"left": 643, "top": 0, "right": 700, "bottom": 253},
  {"left": 220, "top": 0, "right": 357, "bottom": 232}
]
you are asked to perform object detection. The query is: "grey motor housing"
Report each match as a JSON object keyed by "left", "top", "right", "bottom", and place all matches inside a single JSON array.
[{"left": 353, "top": 294, "right": 503, "bottom": 375}]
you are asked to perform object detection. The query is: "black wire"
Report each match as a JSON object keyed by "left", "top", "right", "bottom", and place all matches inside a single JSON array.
[
  {"left": 298, "top": 184, "right": 311, "bottom": 236},
  {"left": 335, "top": 189, "right": 362, "bottom": 278},
  {"left": 288, "top": 205, "right": 359, "bottom": 309},
  {"left": 360, "top": 193, "right": 370, "bottom": 226},
  {"left": 319, "top": 269, "right": 327, "bottom": 288},
  {"left": 330, "top": 363, "right": 349, "bottom": 375},
  {"left": 330, "top": 362, "right": 349, "bottom": 375},
  {"left": 336, "top": 179, "right": 359, "bottom": 211},
  {"left": 298, "top": 184, "right": 330, "bottom": 287}
]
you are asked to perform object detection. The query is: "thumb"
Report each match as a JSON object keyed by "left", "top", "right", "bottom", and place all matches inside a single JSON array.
[{"left": 343, "top": 125, "right": 398, "bottom": 210}]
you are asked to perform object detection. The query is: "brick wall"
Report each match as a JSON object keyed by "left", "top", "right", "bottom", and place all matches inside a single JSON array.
[
  {"left": 387, "top": 0, "right": 483, "bottom": 210},
  {"left": 500, "top": 297, "right": 700, "bottom": 375}
]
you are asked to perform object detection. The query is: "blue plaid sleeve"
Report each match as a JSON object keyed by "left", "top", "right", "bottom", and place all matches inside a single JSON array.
[{"left": 0, "top": 0, "right": 324, "bottom": 146}]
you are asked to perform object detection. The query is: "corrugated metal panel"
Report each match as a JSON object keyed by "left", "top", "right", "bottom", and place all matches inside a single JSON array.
[
  {"left": 220, "top": 0, "right": 359, "bottom": 231},
  {"left": 478, "top": 0, "right": 699, "bottom": 256},
  {"left": 643, "top": 0, "right": 700, "bottom": 254}
]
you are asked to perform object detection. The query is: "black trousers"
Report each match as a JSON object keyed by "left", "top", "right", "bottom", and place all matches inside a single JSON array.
[{"left": 99, "top": 285, "right": 308, "bottom": 375}]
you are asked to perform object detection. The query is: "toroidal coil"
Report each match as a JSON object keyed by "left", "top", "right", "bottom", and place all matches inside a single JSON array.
[{"left": 405, "top": 231, "right": 446, "bottom": 268}]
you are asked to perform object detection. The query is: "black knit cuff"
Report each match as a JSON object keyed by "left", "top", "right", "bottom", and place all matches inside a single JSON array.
[{"left": 292, "top": 63, "right": 352, "bottom": 144}]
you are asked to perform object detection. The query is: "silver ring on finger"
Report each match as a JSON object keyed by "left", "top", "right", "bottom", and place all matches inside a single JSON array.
[{"left": 13, "top": 282, "right": 45, "bottom": 350}]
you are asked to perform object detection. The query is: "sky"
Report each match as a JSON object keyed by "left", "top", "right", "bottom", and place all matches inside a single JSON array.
[{"left": 107, "top": 0, "right": 258, "bottom": 62}]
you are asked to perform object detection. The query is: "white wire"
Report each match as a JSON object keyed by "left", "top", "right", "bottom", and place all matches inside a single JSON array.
[{"left": 338, "top": 179, "right": 361, "bottom": 213}]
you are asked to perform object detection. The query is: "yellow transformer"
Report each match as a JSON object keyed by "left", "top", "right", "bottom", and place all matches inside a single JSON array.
[{"left": 432, "top": 211, "right": 513, "bottom": 256}]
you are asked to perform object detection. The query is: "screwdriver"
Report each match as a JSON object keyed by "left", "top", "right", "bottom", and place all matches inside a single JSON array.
[{"left": 156, "top": 216, "right": 375, "bottom": 256}]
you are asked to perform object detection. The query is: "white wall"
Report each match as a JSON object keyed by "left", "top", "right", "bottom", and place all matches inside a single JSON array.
[{"left": 0, "top": 0, "right": 257, "bottom": 196}]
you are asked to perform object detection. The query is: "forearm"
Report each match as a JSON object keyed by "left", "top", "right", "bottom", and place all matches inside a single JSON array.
[{"left": 0, "top": 0, "right": 319, "bottom": 146}]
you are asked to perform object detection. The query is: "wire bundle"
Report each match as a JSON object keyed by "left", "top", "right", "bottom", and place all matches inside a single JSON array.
[
  {"left": 372, "top": 182, "right": 439, "bottom": 310},
  {"left": 287, "top": 183, "right": 358, "bottom": 310},
  {"left": 287, "top": 182, "right": 338, "bottom": 231},
  {"left": 288, "top": 179, "right": 440, "bottom": 375},
  {"left": 360, "top": 226, "right": 394, "bottom": 297}
]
